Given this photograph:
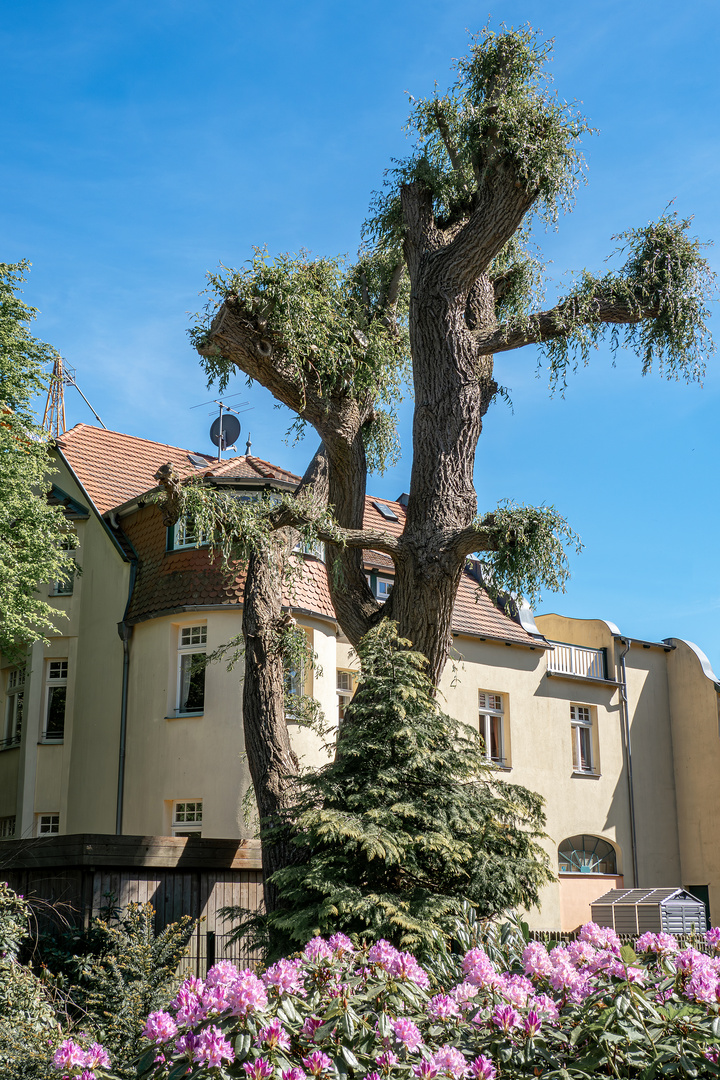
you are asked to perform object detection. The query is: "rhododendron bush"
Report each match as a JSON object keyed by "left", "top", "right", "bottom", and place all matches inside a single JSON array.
[{"left": 92, "top": 918, "right": 720, "bottom": 1080}]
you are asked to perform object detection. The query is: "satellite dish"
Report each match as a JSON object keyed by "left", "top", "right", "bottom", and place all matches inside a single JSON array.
[{"left": 210, "top": 413, "right": 241, "bottom": 450}]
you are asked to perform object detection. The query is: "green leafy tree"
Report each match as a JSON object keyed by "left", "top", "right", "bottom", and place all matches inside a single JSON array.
[
  {"left": 0, "top": 261, "right": 76, "bottom": 657},
  {"left": 254, "top": 621, "right": 551, "bottom": 957}
]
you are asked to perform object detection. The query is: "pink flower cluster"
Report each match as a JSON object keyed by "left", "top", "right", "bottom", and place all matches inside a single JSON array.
[
  {"left": 675, "top": 947, "right": 720, "bottom": 1004},
  {"left": 52, "top": 1038, "right": 110, "bottom": 1079},
  {"left": 367, "top": 939, "right": 430, "bottom": 988},
  {"left": 635, "top": 931, "right": 679, "bottom": 954}
]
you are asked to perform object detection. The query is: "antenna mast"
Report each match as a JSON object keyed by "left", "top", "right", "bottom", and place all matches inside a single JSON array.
[
  {"left": 42, "top": 358, "right": 67, "bottom": 438},
  {"left": 42, "top": 359, "right": 107, "bottom": 437}
]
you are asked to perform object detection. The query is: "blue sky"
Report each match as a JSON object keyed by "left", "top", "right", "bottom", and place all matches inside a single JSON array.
[{"left": 3, "top": 0, "right": 719, "bottom": 669}]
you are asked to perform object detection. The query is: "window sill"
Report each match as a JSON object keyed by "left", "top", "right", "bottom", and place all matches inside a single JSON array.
[
  {"left": 572, "top": 770, "right": 601, "bottom": 779},
  {"left": 166, "top": 712, "right": 204, "bottom": 720},
  {"left": 39, "top": 739, "right": 64, "bottom": 745},
  {"left": 0, "top": 742, "right": 21, "bottom": 752}
]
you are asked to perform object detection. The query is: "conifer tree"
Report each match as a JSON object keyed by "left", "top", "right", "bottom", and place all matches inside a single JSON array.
[{"left": 262, "top": 622, "right": 552, "bottom": 956}]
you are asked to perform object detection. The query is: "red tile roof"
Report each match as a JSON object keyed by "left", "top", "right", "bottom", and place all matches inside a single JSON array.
[
  {"left": 56, "top": 424, "right": 297, "bottom": 514},
  {"left": 57, "top": 424, "right": 541, "bottom": 646}
]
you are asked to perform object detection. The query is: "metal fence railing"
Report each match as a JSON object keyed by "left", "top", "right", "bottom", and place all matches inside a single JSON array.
[{"left": 179, "top": 930, "right": 263, "bottom": 978}]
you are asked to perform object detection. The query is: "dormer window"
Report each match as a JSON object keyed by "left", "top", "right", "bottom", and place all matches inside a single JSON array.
[{"left": 169, "top": 515, "right": 208, "bottom": 550}]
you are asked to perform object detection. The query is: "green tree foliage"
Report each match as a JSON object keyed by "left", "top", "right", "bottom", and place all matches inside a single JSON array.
[
  {"left": 56, "top": 903, "right": 195, "bottom": 1078},
  {"left": 0, "top": 261, "right": 76, "bottom": 658},
  {"left": 0, "top": 883, "right": 63, "bottom": 1080},
  {"left": 260, "top": 622, "right": 551, "bottom": 957}
]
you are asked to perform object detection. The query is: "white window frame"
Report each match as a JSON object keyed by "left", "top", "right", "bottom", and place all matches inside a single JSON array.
[
  {"left": 375, "top": 577, "right": 393, "bottom": 600},
  {"left": 3, "top": 667, "right": 25, "bottom": 749},
  {"left": 176, "top": 625, "right": 207, "bottom": 715},
  {"left": 478, "top": 691, "right": 506, "bottom": 766},
  {"left": 294, "top": 539, "right": 326, "bottom": 561},
  {"left": 35, "top": 813, "right": 59, "bottom": 836},
  {"left": 43, "top": 661, "right": 68, "bottom": 742},
  {"left": 336, "top": 670, "right": 354, "bottom": 722},
  {"left": 172, "top": 800, "right": 203, "bottom": 837},
  {"left": 571, "top": 704, "right": 595, "bottom": 774},
  {"left": 50, "top": 536, "right": 76, "bottom": 595},
  {"left": 172, "top": 516, "right": 208, "bottom": 550},
  {"left": 0, "top": 815, "right": 16, "bottom": 839}
]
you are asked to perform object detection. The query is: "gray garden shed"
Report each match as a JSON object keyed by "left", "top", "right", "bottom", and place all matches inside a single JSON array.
[{"left": 590, "top": 887, "right": 707, "bottom": 935}]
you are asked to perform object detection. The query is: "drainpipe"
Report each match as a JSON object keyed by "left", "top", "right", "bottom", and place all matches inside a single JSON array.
[
  {"left": 116, "top": 557, "right": 138, "bottom": 835},
  {"left": 618, "top": 638, "right": 640, "bottom": 887}
]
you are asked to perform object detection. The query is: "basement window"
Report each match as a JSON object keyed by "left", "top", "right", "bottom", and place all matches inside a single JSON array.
[{"left": 172, "top": 800, "right": 203, "bottom": 837}]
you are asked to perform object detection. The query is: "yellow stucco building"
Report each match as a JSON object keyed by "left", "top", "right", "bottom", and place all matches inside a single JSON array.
[{"left": 2, "top": 423, "right": 720, "bottom": 936}]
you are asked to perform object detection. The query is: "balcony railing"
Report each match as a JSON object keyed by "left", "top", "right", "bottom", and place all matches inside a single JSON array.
[{"left": 547, "top": 641, "right": 607, "bottom": 680}]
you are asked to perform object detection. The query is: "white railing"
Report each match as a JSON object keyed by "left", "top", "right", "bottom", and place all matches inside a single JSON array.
[{"left": 547, "top": 641, "right": 606, "bottom": 679}]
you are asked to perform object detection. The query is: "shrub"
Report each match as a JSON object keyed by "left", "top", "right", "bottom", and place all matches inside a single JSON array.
[{"left": 129, "top": 911, "right": 720, "bottom": 1079}]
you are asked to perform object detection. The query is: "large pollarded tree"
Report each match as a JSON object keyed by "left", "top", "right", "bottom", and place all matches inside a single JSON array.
[
  {"left": 193, "top": 26, "right": 713, "bottom": 683},
  {"left": 178, "top": 26, "right": 714, "bottom": 912}
]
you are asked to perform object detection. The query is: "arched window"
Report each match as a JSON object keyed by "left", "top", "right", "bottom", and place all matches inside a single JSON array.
[{"left": 558, "top": 835, "right": 617, "bottom": 875}]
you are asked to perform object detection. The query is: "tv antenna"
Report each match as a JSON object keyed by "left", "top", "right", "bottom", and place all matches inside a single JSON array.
[
  {"left": 42, "top": 358, "right": 106, "bottom": 438},
  {"left": 190, "top": 394, "right": 251, "bottom": 461}
]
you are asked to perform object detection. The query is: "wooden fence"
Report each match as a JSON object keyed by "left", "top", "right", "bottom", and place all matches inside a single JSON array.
[{"left": 1, "top": 833, "right": 264, "bottom": 974}]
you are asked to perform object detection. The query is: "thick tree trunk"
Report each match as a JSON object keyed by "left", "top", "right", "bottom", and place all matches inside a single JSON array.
[{"left": 242, "top": 536, "right": 299, "bottom": 916}]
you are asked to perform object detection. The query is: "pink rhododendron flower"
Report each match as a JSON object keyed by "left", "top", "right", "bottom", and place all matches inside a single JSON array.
[
  {"left": 528, "top": 993, "right": 560, "bottom": 1024},
  {"left": 142, "top": 1011, "right": 178, "bottom": 1044},
  {"left": 392, "top": 1018, "right": 423, "bottom": 1051},
  {"left": 376, "top": 1051, "right": 399, "bottom": 1069},
  {"left": 468, "top": 1056, "right": 496, "bottom": 1080},
  {"left": 389, "top": 951, "right": 431, "bottom": 989},
  {"left": 496, "top": 973, "right": 533, "bottom": 1007},
  {"left": 578, "top": 922, "right": 621, "bottom": 954},
  {"left": 491, "top": 1004, "right": 520, "bottom": 1033},
  {"left": 206, "top": 960, "right": 241, "bottom": 987},
  {"left": 636, "top": 931, "right": 678, "bottom": 954},
  {"left": 171, "top": 976, "right": 206, "bottom": 1026},
  {"left": 84, "top": 1043, "right": 111, "bottom": 1070},
  {"left": 412, "top": 1062, "right": 439, "bottom": 1079},
  {"left": 522, "top": 941, "right": 553, "bottom": 979},
  {"left": 427, "top": 993, "right": 460, "bottom": 1020},
  {"left": 244, "top": 1057, "right": 275, "bottom": 1080},
  {"left": 430, "top": 1045, "right": 468, "bottom": 1078},
  {"left": 226, "top": 969, "right": 269, "bottom": 1016},
  {"left": 565, "top": 939, "right": 597, "bottom": 967},
  {"left": 257, "top": 1019, "right": 291, "bottom": 1051},
  {"left": 368, "top": 939, "right": 400, "bottom": 969},
  {"left": 194, "top": 1026, "right": 235, "bottom": 1068},
  {"left": 175, "top": 1032, "right": 200, "bottom": 1058},
  {"left": 302, "top": 1051, "right": 333, "bottom": 1075},
  {"left": 707, "top": 927, "right": 720, "bottom": 950},
  {"left": 53, "top": 1040, "right": 87, "bottom": 1070},
  {"left": 450, "top": 982, "right": 479, "bottom": 1009},
  {"left": 461, "top": 947, "right": 498, "bottom": 988},
  {"left": 328, "top": 933, "right": 355, "bottom": 955},
  {"left": 303, "top": 937, "right": 333, "bottom": 961},
  {"left": 264, "top": 957, "right": 307, "bottom": 997},
  {"left": 523, "top": 1010, "right": 542, "bottom": 1038},
  {"left": 302, "top": 1016, "right": 323, "bottom": 1040}
]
